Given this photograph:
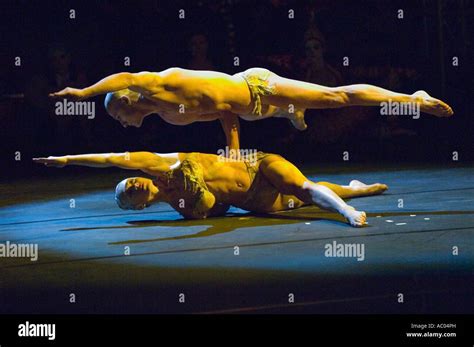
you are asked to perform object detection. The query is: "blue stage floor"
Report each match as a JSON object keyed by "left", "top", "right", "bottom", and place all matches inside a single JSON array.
[{"left": 0, "top": 166, "right": 473, "bottom": 313}]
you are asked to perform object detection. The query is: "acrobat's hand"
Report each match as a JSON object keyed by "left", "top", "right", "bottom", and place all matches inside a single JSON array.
[
  {"left": 49, "top": 87, "right": 86, "bottom": 101},
  {"left": 33, "top": 156, "right": 68, "bottom": 168}
]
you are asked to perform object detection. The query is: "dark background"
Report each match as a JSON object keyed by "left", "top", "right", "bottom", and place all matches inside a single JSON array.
[{"left": 0, "top": 0, "right": 472, "bottom": 180}]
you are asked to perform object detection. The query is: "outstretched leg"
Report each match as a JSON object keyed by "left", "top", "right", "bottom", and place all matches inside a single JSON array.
[
  {"left": 244, "top": 104, "right": 308, "bottom": 131},
  {"left": 317, "top": 180, "right": 388, "bottom": 199},
  {"left": 263, "top": 72, "right": 453, "bottom": 117},
  {"left": 259, "top": 156, "right": 387, "bottom": 227}
]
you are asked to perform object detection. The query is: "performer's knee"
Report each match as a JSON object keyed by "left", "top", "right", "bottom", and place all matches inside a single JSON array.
[
  {"left": 277, "top": 180, "right": 303, "bottom": 196},
  {"left": 329, "top": 88, "right": 350, "bottom": 105},
  {"left": 284, "top": 181, "right": 313, "bottom": 202}
]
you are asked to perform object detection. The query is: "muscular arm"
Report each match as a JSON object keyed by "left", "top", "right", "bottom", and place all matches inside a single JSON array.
[
  {"left": 81, "top": 73, "right": 135, "bottom": 97},
  {"left": 219, "top": 112, "right": 241, "bottom": 153},
  {"left": 33, "top": 152, "right": 173, "bottom": 175},
  {"left": 49, "top": 72, "right": 160, "bottom": 99}
]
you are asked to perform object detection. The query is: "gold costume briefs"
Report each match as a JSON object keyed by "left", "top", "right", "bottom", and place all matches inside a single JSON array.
[
  {"left": 234, "top": 68, "right": 276, "bottom": 116},
  {"left": 163, "top": 152, "right": 282, "bottom": 218},
  {"left": 163, "top": 153, "right": 212, "bottom": 219}
]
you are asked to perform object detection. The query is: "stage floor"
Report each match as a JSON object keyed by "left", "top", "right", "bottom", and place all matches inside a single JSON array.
[{"left": 1, "top": 165, "right": 473, "bottom": 313}]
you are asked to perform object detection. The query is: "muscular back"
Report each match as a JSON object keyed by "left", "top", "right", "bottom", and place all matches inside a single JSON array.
[{"left": 137, "top": 68, "right": 251, "bottom": 123}]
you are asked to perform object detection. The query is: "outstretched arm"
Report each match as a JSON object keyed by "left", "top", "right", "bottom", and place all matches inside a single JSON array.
[
  {"left": 33, "top": 152, "right": 173, "bottom": 175},
  {"left": 49, "top": 72, "right": 159, "bottom": 100},
  {"left": 219, "top": 112, "right": 241, "bottom": 153}
]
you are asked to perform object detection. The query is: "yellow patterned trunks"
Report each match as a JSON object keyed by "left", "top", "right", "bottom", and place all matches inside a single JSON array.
[
  {"left": 235, "top": 68, "right": 276, "bottom": 116},
  {"left": 164, "top": 153, "right": 211, "bottom": 219}
]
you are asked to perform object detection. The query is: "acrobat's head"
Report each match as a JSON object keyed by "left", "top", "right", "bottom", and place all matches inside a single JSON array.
[
  {"left": 104, "top": 89, "right": 147, "bottom": 128},
  {"left": 115, "top": 177, "right": 159, "bottom": 210}
]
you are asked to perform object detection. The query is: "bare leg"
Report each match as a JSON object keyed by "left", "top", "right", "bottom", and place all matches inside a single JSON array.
[
  {"left": 303, "top": 182, "right": 368, "bottom": 227},
  {"left": 244, "top": 104, "right": 308, "bottom": 131},
  {"left": 264, "top": 73, "right": 453, "bottom": 117},
  {"left": 317, "top": 180, "right": 388, "bottom": 199},
  {"left": 274, "top": 107, "right": 307, "bottom": 131},
  {"left": 259, "top": 157, "right": 389, "bottom": 227}
]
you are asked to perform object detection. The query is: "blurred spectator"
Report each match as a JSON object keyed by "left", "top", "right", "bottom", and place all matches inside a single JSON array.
[
  {"left": 47, "top": 47, "right": 88, "bottom": 90},
  {"left": 23, "top": 46, "right": 91, "bottom": 153},
  {"left": 302, "top": 24, "right": 342, "bottom": 86},
  {"left": 187, "top": 33, "right": 215, "bottom": 70},
  {"left": 284, "top": 20, "right": 418, "bottom": 147},
  {"left": 286, "top": 23, "right": 361, "bottom": 146}
]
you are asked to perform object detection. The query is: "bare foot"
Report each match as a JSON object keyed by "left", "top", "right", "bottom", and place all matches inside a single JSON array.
[
  {"left": 349, "top": 180, "right": 388, "bottom": 194},
  {"left": 343, "top": 206, "right": 367, "bottom": 227},
  {"left": 289, "top": 108, "right": 308, "bottom": 131},
  {"left": 413, "top": 90, "right": 453, "bottom": 117}
]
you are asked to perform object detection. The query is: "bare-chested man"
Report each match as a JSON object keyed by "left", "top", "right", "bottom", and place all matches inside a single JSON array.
[
  {"left": 34, "top": 151, "right": 388, "bottom": 227},
  {"left": 49, "top": 67, "right": 453, "bottom": 151}
]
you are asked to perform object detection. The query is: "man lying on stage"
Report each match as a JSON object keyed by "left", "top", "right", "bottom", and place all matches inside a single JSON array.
[
  {"left": 34, "top": 151, "right": 388, "bottom": 227},
  {"left": 49, "top": 67, "right": 453, "bottom": 151}
]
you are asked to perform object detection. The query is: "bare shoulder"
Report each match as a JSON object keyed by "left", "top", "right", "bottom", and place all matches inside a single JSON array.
[
  {"left": 155, "top": 68, "right": 193, "bottom": 90},
  {"left": 132, "top": 71, "right": 161, "bottom": 80},
  {"left": 187, "top": 152, "right": 219, "bottom": 164},
  {"left": 260, "top": 153, "right": 288, "bottom": 165},
  {"left": 160, "top": 67, "right": 231, "bottom": 80},
  {"left": 158, "top": 67, "right": 187, "bottom": 77},
  {"left": 129, "top": 71, "right": 163, "bottom": 93}
]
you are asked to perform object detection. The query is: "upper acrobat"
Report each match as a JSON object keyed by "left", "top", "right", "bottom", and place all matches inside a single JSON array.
[{"left": 50, "top": 67, "right": 453, "bottom": 151}]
